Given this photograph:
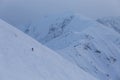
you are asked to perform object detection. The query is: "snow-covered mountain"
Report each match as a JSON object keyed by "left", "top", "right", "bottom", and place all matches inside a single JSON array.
[
  {"left": 1, "top": 0, "right": 120, "bottom": 80},
  {"left": 97, "top": 17, "right": 120, "bottom": 34},
  {"left": 42, "top": 14, "right": 120, "bottom": 80},
  {"left": 0, "top": 19, "right": 98, "bottom": 80},
  {"left": 6, "top": 13, "right": 120, "bottom": 80}
]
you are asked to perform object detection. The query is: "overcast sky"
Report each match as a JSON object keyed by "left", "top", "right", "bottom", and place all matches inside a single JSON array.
[{"left": 0, "top": 0, "right": 120, "bottom": 25}]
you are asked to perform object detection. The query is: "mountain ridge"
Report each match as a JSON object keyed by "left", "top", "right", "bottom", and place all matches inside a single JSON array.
[{"left": 0, "top": 19, "right": 98, "bottom": 80}]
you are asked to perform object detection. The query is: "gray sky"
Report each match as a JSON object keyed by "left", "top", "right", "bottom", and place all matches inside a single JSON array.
[{"left": 0, "top": 0, "right": 120, "bottom": 25}]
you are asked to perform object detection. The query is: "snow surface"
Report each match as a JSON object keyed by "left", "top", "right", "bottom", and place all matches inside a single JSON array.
[
  {"left": 97, "top": 16, "right": 120, "bottom": 34},
  {"left": 8, "top": 13, "right": 120, "bottom": 80},
  {"left": 0, "top": 19, "right": 98, "bottom": 80},
  {"left": 42, "top": 14, "right": 120, "bottom": 80}
]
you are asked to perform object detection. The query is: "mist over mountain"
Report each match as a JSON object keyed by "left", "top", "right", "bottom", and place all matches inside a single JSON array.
[{"left": 1, "top": 0, "right": 120, "bottom": 27}]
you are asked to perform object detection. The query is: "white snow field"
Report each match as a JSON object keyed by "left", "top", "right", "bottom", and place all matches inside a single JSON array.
[
  {"left": 8, "top": 13, "right": 120, "bottom": 80},
  {"left": 0, "top": 19, "right": 98, "bottom": 80}
]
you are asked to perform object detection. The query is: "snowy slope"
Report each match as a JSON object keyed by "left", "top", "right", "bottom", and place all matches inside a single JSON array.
[
  {"left": 42, "top": 14, "right": 120, "bottom": 80},
  {"left": 6, "top": 13, "right": 120, "bottom": 80},
  {"left": 0, "top": 19, "right": 98, "bottom": 80},
  {"left": 97, "top": 16, "right": 120, "bottom": 34}
]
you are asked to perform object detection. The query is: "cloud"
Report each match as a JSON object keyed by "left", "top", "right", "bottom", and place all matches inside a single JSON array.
[{"left": 0, "top": 0, "right": 120, "bottom": 25}]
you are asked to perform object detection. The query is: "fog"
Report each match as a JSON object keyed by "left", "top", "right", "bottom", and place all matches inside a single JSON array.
[{"left": 0, "top": 0, "right": 120, "bottom": 25}]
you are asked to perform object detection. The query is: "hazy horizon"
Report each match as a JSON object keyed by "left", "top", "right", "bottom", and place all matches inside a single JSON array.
[{"left": 0, "top": 0, "right": 120, "bottom": 26}]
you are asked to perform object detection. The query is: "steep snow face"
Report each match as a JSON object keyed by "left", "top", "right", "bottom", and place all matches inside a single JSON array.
[
  {"left": 97, "top": 17, "right": 120, "bottom": 34},
  {"left": 42, "top": 15, "right": 120, "bottom": 80},
  {"left": 52, "top": 26, "right": 120, "bottom": 80},
  {"left": 0, "top": 19, "right": 98, "bottom": 80}
]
